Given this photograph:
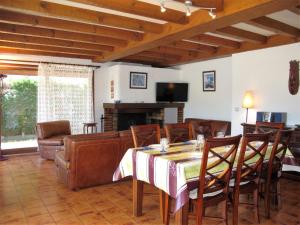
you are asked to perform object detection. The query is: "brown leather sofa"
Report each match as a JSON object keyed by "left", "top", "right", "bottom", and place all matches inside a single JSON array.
[
  {"left": 55, "top": 130, "right": 134, "bottom": 190},
  {"left": 36, "top": 120, "right": 71, "bottom": 160},
  {"left": 185, "top": 118, "right": 231, "bottom": 136}
]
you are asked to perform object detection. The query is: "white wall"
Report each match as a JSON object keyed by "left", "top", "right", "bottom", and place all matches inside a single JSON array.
[
  {"left": 114, "top": 64, "right": 181, "bottom": 103},
  {"left": 179, "top": 57, "right": 232, "bottom": 121},
  {"left": 231, "top": 43, "right": 300, "bottom": 135}
]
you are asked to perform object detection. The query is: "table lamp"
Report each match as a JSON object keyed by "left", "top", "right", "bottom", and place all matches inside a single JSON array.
[{"left": 242, "top": 91, "right": 254, "bottom": 123}]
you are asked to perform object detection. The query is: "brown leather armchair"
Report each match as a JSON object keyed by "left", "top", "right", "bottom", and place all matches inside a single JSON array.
[{"left": 36, "top": 120, "right": 71, "bottom": 160}]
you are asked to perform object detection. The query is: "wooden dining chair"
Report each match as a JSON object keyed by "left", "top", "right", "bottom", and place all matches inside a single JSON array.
[
  {"left": 254, "top": 121, "right": 284, "bottom": 218},
  {"left": 164, "top": 123, "right": 191, "bottom": 143},
  {"left": 261, "top": 129, "right": 293, "bottom": 218},
  {"left": 130, "top": 124, "right": 166, "bottom": 221},
  {"left": 230, "top": 132, "right": 270, "bottom": 225},
  {"left": 189, "top": 121, "right": 213, "bottom": 139},
  {"left": 164, "top": 135, "right": 242, "bottom": 225},
  {"left": 130, "top": 124, "right": 161, "bottom": 148}
]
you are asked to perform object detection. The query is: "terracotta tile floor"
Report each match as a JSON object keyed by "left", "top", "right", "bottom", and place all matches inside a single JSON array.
[{"left": 0, "top": 154, "right": 299, "bottom": 225}]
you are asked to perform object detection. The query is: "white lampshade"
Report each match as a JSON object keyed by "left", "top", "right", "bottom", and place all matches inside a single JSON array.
[{"left": 242, "top": 91, "right": 254, "bottom": 109}]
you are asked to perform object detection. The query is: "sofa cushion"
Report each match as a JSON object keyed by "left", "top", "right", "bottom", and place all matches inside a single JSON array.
[
  {"left": 55, "top": 150, "right": 70, "bottom": 169},
  {"left": 38, "top": 135, "right": 66, "bottom": 146}
]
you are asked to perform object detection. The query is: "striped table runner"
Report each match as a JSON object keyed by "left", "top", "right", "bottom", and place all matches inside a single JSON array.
[{"left": 113, "top": 141, "right": 297, "bottom": 212}]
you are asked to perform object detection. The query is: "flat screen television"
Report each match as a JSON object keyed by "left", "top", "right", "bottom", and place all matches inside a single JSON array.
[{"left": 156, "top": 82, "right": 188, "bottom": 102}]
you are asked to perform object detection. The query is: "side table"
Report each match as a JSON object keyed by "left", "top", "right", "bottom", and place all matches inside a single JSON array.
[{"left": 83, "top": 122, "right": 97, "bottom": 134}]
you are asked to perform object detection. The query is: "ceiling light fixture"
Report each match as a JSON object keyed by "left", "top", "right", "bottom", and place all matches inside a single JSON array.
[
  {"left": 160, "top": 1, "right": 166, "bottom": 13},
  {"left": 158, "top": 0, "right": 216, "bottom": 19},
  {"left": 185, "top": 0, "right": 192, "bottom": 17},
  {"left": 208, "top": 9, "right": 216, "bottom": 19}
]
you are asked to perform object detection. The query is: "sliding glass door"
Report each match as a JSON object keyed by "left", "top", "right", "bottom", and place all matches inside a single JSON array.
[{"left": 1, "top": 75, "right": 38, "bottom": 152}]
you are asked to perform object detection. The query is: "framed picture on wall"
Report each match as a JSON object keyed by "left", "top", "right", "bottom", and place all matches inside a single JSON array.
[
  {"left": 203, "top": 70, "right": 216, "bottom": 92},
  {"left": 130, "top": 72, "right": 148, "bottom": 89}
]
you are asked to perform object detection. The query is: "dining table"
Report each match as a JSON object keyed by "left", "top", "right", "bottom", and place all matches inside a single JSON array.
[{"left": 113, "top": 140, "right": 298, "bottom": 225}]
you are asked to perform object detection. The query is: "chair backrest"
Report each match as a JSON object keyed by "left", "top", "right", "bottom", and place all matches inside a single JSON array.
[
  {"left": 234, "top": 133, "right": 270, "bottom": 189},
  {"left": 164, "top": 123, "right": 190, "bottom": 143},
  {"left": 36, "top": 120, "right": 71, "bottom": 139},
  {"left": 189, "top": 121, "right": 213, "bottom": 139},
  {"left": 275, "top": 129, "right": 293, "bottom": 162},
  {"left": 255, "top": 122, "right": 284, "bottom": 140},
  {"left": 197, "top": 135, "right": 242, "bottom": 202},
  {"left": 130, "top": 124, "right": 161, "bottom": 148},
  {"left": 211, "top": 121, "right": 229, "bottom": 137}
]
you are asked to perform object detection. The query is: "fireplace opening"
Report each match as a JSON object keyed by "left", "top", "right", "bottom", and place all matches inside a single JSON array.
[{"left": 117, "top": 113, "right": 147, "bottom": 131}]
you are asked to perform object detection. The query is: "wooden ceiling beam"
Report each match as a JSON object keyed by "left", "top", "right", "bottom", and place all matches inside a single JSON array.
[
  {"left": 0, "top": 69, "right": 37, "bottom": 76},
  {"left": 0, "top": 23, "right": 127, "bottom": 47},
  {"left": 122, "top": 55, "right": 171, "bottom": 66},
  {"left": 151, "top": 46, "right": 199, "bottom": 58},
  {"left": 173, "top": 0, "right": 224, "bottom": 11},
  {"left": 0, "top": 0, "right": 163, "bottom": 33},
  {"left": 0, "top": 63, "right": 38, "bottom": 68},
  {"left": 0, "top": 33, "right": 114, "bottom": 52},
  {"left": 215, "top": 26, "right": 268, "bottom": 43},
  {"left": 0, "top": 66, "right": 37, "bottom": 71},
  {"left": 248, "top": 16, "right": 300, "bottom": 37},
  {"left": 138, "top": 51, "right": 181, "bottom": 61},
  {"left": 187, "top": 33, "right": 241, "bottom": 48},
  {"left": 96, "top": 0, "right": 299, "bottom": 62},
  {"left": 67, "top": 0, "right": 188, "bottom": 24},
  {"left": 0, "top": 41, "right": 103, "bottom": 56},
  {"left": 0, "top": 47, "right": 94, "bottom": 59},
  {"left": 168, "top": 40, "right": 217, "bottom": 53},
  {"left": 0, "top": 9, "right": 143, "bottom": 41},
  {"left": 166, "top": 34, "right": 299, "bottom": 66},
  {"left": 289, "top": 5, "right": 300, "bottom": 15}
]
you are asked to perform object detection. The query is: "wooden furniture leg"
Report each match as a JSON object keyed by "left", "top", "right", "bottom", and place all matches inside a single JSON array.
[
  {"left": 175, "top": 202, "right": 189, "bottom": 225},
  {"left": 133, "top": 179, "right": 144, "bottom": 217},
  {"left": 159, "top": 190, "right": 165, "bottom": 223}
]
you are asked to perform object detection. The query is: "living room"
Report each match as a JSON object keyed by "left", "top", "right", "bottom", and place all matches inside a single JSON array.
[{"left": 0, "top": 1, "right": 300, "bottom": 225}]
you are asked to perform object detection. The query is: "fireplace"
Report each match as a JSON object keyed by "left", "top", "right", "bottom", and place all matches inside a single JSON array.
[
  {"left": 117, "top": 113, "right": 147, "bottom": 131},
  {"left": 103, "top": 103, "right": 184, "bottom": 132}
]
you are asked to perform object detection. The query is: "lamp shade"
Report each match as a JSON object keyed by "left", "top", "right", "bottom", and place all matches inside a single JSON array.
[{"left": 242, "top": 91, "right": 254, "bottom": 108}]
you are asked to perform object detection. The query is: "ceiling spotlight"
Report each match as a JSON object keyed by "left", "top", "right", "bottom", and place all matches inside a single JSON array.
[
  {"left": 160, "top": 1, "right": 166, "bottom": 13},
  {"left": 209, "top": 9, "right": 216, "bottom": 19},
  {"left": 186, "top": 7, "right": 191, "bottom": 16},
  {"left": 184, "top": 0, "right": 192, "bottom": 17}
]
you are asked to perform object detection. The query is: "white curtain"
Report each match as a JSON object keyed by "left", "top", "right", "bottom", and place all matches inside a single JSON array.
[{"left": 38, "top": 63, "right": 94, "bottom": 134}]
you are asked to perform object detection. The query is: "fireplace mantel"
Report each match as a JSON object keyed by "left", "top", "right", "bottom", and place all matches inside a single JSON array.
[
  {"left": 103, "top": 102, "right": 184, "bottom": 109},
  {"left": 103, "top": 103, "right": 184, "bottom": 131}
]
